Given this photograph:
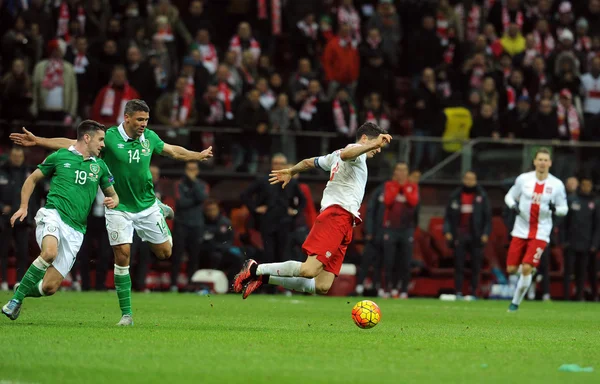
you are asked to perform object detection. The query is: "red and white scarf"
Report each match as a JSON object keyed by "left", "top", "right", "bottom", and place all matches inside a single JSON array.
[
  {"left": 101, "top": 83, "right": 136, "bottom": 123},
  {"left": 229, "top": 35, "right": 261, "bottom": 66},
  {"left": 299, "top": 96, "right": 318, "bottom": 121},
  {"left": 259, "top": 90, "right": 276, "bottom": 111},
  {"left": 469, "top": 65, "right": 485, "bottom": 89},
  {"left": 506, "top": 86, "right": 528, "bottom": 110},
  {"left": 333, "top": 99, "right": 357, "bottom": 137},
  {"left": 171, "top": 92, "right": 193, "bottom": 123},
  {"left": 436, "top": 12, "right": 450, "bottom": 46},
  {"left": 338, "top": 37, "right": 358, "bottom": 49},
  {"left": 533, "top": 30, "right": 555, "bottom": 58},
  {"left": 444, "top": 42, "right": 456, "bottom": 64},
  {"left": 575, "top": 36, "right": 592, "bottom": 53},
  {"left": 257, "top": 0, "right": 282, "bottom": 36},
  {"left": 57, "top": 1, "right": 84, "bottom": 43},
  {"left": 366, "top": 110, "right": 390, "bottom": 132},
  {"left": 338, "top": 5, "right": 361, "bottom": 42},
  {"left": 297, "top": 20, "right": 319, "bottom": 40},
  {"left": 204, "top": 96, "right": 224, "bottom": 124},
  {"left": 455, "top": 4, "right": 481, "bottom": 42},
  {"left": 217, "top": 82, "right": 234, "bottom": 119},
  {"left": 73, "top": 52, "right": 88, "bottom": 74},
  {"left": 522, "top": 49, "right": 538, "bottom": 67},
  {"left": 198, "top": 43, "right": 218, "bottom": 75},
  {"left": 42, "top": 59, "right": 64, "bottom": 89},
  {"left": 557, "top": 103, "right": 580, "bottom": 140},
  {"left": 502, "top": 4, "right": 524, "bottom": 33}
]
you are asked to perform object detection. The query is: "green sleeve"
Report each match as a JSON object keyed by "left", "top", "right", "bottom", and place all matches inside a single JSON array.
[
  {"left": 149, "top": 129, "right": 165, "bottom": 154},
  {"left": 99, "top": 161, "right": 115, "bottom": 190},
  {"left": 37, "top": 152, "right": 58, "bottom": 177}
]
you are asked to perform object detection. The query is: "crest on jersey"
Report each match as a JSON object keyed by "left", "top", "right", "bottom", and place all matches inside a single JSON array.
[
  {"left": 90, "top": 163, "right": 100, "bottom": 174},
  {"left": 545, "top": 186, "right": 552, "bottom": 194},
  {"left": 141, "top": 139, "right": 150, "bottom": 149}
]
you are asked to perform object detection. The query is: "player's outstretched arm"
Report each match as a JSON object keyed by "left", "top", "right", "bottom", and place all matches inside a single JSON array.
[
  {"left": 161, "top": 143, "right": 213, "bottom": 162},
  {"left": 269, "top": 157, "right": 317, "bottom": 189},
  {"left": 504, "top": 176, "right": 523, "bottom": 211},
  {"left": 339, "top": 133, "right": 392, "bottom": 161},
  {"left": 553, "top": 183, "right": 569, "bottom": 217},
  {"left": 9, "top": 127, "right": 76, "bottom": 150},
  {"left": 10, "top": 169, "right": 45, "bottom": 227},
  {"left": 102, "top": 186, "right": 119, "bottom": 209}
]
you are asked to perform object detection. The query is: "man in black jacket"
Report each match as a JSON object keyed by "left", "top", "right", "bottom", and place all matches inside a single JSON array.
[
  {"left": 444, "top": 171, "right": 491, "bottom": 298},
  {"left": 170, "top": 161, "right": 208, "bottom": 292},
  {"left": 563, "top": 176, "right": 600, "bottom": 301},
  {"left": 0, "top": 147, "right": 35, "bottom": 289},
  {"left": 200, "top": 199, "right": 241, "bottom": 282},
  {"left": 241, "top": 153, "right": 306, "bottom": 266}
]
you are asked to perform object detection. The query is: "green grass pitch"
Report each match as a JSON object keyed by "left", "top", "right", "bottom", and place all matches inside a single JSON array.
[{"left": 0, "top": 292, "right": 599, "bottom": 384}]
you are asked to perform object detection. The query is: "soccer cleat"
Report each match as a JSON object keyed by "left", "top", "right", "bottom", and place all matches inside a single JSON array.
[
  {"left": 242, "top": 279, "right": 263, "bottom": 299},
  {"left": 507, "top": 303, "right": 519, "bottom": 312},
  {"left": 158, "top": 201, "right": 175, "bottom": 220},
  {"left": 116, "top": 314, "right": 134, "bottom": 326},
  {"left": 2, "top": 299, "right": 22, "bottom": 320},
  {"left": 233, "top": 259, "right": 257, "bottom": 293}
]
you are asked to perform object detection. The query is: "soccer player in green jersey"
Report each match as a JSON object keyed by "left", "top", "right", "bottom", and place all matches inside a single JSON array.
[
  {"left": 10, "top": 99, "right": 213, "bottom": 326},
  {"left": 2, "top": 120, "right": 118, "bottom": 320}
]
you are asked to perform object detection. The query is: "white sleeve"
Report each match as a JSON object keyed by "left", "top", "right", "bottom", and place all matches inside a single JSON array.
[
  {"left": 504, "top": 175, "right": 523, "bottom": 208},
  {"left": 553, "top": 181, "right": 569, "bottom": 217},
  {"left": 314, "top": 151, "right": 339, "bottom": 172}
]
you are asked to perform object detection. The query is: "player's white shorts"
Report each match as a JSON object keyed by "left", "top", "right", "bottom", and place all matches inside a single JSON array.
[
  {"left": 105, "top": 201, "right": 170, "bottom": 246},
  {"left": 34, "top": 208, "right": 84, "bottom": 278}
]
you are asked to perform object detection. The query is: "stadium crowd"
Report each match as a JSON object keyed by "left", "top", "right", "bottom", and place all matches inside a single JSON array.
[{"left": 1, "top": 0, "right": 600, "bottom": 299}]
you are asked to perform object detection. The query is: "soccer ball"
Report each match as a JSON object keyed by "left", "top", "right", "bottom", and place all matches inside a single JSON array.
[{"left": 351, "top": 300, "right": 381, "bottom": 329}]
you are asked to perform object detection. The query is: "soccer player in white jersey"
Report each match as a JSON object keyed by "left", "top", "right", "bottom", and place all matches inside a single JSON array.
[
  {"left": 232, "top": 122, "right": 392, "bottom": 299},
  {"left": 504, "top": 148, "right": 568, "bottom": 312}
]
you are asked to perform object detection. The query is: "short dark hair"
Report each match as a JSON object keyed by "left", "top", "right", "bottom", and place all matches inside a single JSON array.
[
  {"left": 124, "top": 99, "right": 150, "bottom": 115},
  {"left": 356, "top": 121, "right": 385, "bottom": 140},
  {"left": 534, "top": 147, "right": 551, "bottom": 160},
  {"left": 77, "top": 120, "right": 105, "bottom": 140}
]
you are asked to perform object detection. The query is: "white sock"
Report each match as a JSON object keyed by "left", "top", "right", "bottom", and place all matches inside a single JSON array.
[
  {"left": 37, "top": 280, "right": 45, "bottom": 296},
  {"left": 512, "top": 274, "right": 533, "bottom": 306},
  {"left": 114, "top": 264, "right": 130, "bottom": 276},
  {"left": 33, "top": 256, "right": 51, "bottom": 271},
  {"left": 256, "top": 261, "right": 301, "bottom": 277},
  {"left": 268, "top": 276, "right": 315, "bottom": 293}
]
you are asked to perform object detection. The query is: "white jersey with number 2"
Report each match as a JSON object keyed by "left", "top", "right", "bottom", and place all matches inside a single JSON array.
[
  {"left": 314, "top": 144, "right": 368, "bottom": 220},
  {"left": 504, "top": 171, "right": 568, "bottom": 242}
]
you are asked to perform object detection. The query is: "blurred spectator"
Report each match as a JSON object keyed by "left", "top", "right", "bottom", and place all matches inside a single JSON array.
[
  {"left": 65, "top": 36, "right": 98, "bottom": 118},
  {"left": 466, "top": 90, "right": 482, "bottom": 119},
  {"left": 180, "top": 56, "right": 210, "bottom": 107},
  {"left": 407, "top": 15, "right": 442, "bottom": 79},
  {"left": 239, "top": 51, "right": 259, "bottom": 95},
  {"left": 574, "top": 18, "right": 592, "bottom": 55},
  {"left": 155, "top": 75, "right": 198, "bottom": 133},
  {"left": 104, "top": 17, "right": 129, "bottom": 55},
  {"left": 289, "top": 58, "right": 317, "bottom": 106},
  {"left": 471, "top": 103, "right": 501, "bottom": 139},
  {"left": 198, "top": 85, "right": 225, "bottom": 126},
  {"left": 0, "top": 58, "right": 33, "bottom": 123},
  {"left": 532, "top": 18, "right": 555, "bottom": 59},
  {"left": 549, "top": 29, "right": 585, "bottom": 78},
  {"left": 502, "top": 94, "right": 533, "bottom": 138},
  {"left": 297, "top": 79, "right": 329, "bottom": 131},
  {"left": 361, "top": 92, "right": 390, "bottom": 132},
  {"left": 487, "top": 0, "right": 524, "bottom": 36},
  {"left": 554, "top": 89, "right": 581, "bottom": 181},
  {"left": 585, "top": 0, "right": 600, "bottom": 37},
  {"left": 580, "top": 56, "right": 600, "bottom": 126},
  {"left": 22, "top": 0, "right": 54, "bottom": 41},
  {"left": 435, "top": 0, "right": 462, "bottom": 47},
  {"left": 149, "top": 0, "right": 192, "bottom": 47},
  {"left": 1, "top": 15, "right": 36, "bottom": 73},
  {"left": 454, "top": 0, "right": 482, "bottom": 44},
  {"left": 200, "top": 199, "right": 241, "bottom": 284},
  {"left": 84, "top": 0, "right": 110, "bottom": 40},
  {"left": 556, "top": 1, "right": 575, "bottom": 38},
  {"left": 367, "top": 0, "right": 401, "bottom": 69},
  {"left": 96, "top": 39, "right": 122, "bottom": 88},
  {"left": 563, "top": 176, "right": 599, "bottom": 301},
  {"left": 269, "top": 72, "right": 284, "bottom": 95},
  {"left": 503, "top": 68, "right": 528, "bottom": 111},
  {"left": 170, "top": 161, "right": 207, "bottom": 292},
  {"left": 337, "top": 0, "right": 361, "bottom": 43},
  {"left": 270, "top": 93, "right": 300, "bottom": 160},
  {"left": 444, "top": 171, "right": 491, "bottom": 298},
  {"left": 527, "top": 98, "right": 559, "bottom": 140},
  {"left": 411, "top": 67, "right": 444, "bottom": 170},
  {"left": 332, "top": 87, "right": 357, "bottom": 138},
  {"left": 52, "top": 0, "right": 85, "bottom": 45},
  {"left": 189, "top": 28, "right": 218, "bottom": 76},
  {"left": 480, "top": 76, "right": 499, "bottom": 115},
  {"left": 0, "top": 147, "right": 34, "bottom": 288},
  {"left": 130, "top": 26, "right": 152, "bottom": 59},
  {"left": 235, "top": 89, "right": 269, "bottom": 173},
  {"left": 229, "top": 22, "right": 261, "bottom": 66},
  {"left": 241, "top": 153, "right": 306, "bottom": 265},
  {"left": 222, "top": 50, "right": 243, "bottom": 95},
  {"left": 91, "top": 65, "right": 140, "bottom": 126},
  {"left": 126, "top": 45, "right": 158, "bottom": 109},
  {"left": 322, "top": 23, "right": 360, "bottom": 99},
  {"left": 356, "top": 27, "right": 393, "bottom": 105},
  {"left": 293, "top": 12, "right": 319, "bottom": 64},
  {"left": 122, "top": 2, "right": 144, "bottom": 39},
  {"left": 31, "top": 39, "right": 77, "bottom": 127},
  {"left": 513, "top": 33, "right": 537, "bottom": 68},
  {"left": 527, "top": 55, "right": 549, "bottom": 101},
  {"left": 181, "top": 0, "right": 213, "bottom": 40},
  {"left": 213, "top": 64, "right": 237, "bottom": 123},
  {"left": 257, "top": 55, "right": 274, "bottom": 79}
]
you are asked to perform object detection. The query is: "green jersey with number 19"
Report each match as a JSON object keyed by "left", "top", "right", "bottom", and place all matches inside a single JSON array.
[
  {"left": 38, "top": 147, "right": 114, "bottom": 234},
  {"left": 102, "top": 124, "right": 164, "bottom": 213}
]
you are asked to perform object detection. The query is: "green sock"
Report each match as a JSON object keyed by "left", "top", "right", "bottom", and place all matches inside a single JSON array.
[
  {"left": 25, "top": 280, "right": 44, "bottom": 298},
  {"left": 13, "top": 257, "right": 49, "bottom": 302},
  {"left": 114, "top": 265, "right": 132, "bottom": 316}
]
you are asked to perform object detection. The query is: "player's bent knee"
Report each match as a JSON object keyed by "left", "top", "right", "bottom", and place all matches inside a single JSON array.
[
  {"left": 299, "top": 265, "right": 320, "bottom": 278},
  {"left": 521, "top": 264, "right": 533, "bottom": 275},
  {"left": 41, "top": 280, "right": 59, "bottom": 296},
  {"left": 40, "top": 249, "right": 58, "bottom": 263},
  {"left": 507, "top": 266, "right": 518, "bottom": 274},
  {"left": 315, "top": 282, "right": 331, "bottom": 295},
  {"left": 155, "top": 249, "right": 172, "bottom": 260}
]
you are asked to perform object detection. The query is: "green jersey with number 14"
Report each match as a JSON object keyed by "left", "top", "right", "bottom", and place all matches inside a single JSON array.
[
  {"left": 102, "top": 125, "right": 164, "bottom": 213},
  {"left": 39, "top": 147, "right": 114, "bottom": 234}
]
